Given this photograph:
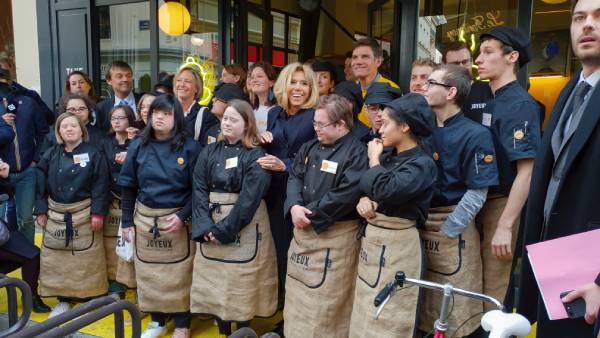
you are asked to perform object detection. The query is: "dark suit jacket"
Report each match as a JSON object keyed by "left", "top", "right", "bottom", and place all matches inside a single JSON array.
[
  {"left": 184, "top": 102, "right": 219, "bottom": 145},
  {"left": 95, "top": 93, "right": 140, "bottom": 133},
  {"left": 518, "top": 70, "right": 600, "bottom": 337}
]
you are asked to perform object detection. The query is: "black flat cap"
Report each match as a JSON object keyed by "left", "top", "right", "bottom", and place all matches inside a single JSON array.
[
  {"left": 0, "top": 69, "right": 11, "bottom": 81},
  {"left": 480, "top": 26, "right": 531, "bottom": 68},
  {"left": 333, "top": 81, "right": 363, "bottom": 116},
  {"left": 311, "top": 61, "right": 338, "bottom": 83},
  {"left": 383, "top": 93, "right": 435, "bottom": 138},
  {"left": 365, "top": 82, "right": 403, "bottom": 106},
  {"left": 214, "top": 83, "right": 246, "bottom": 102}
]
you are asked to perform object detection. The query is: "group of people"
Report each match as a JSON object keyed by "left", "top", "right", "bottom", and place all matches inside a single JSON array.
[{"left": 1, "top": 0, "right": 600, "bottom": 337}]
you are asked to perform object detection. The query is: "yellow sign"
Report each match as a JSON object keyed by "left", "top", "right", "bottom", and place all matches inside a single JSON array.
[
  {"left": 158, "top": 2, "right": 191, "bottom": 36},
  {"left": 447, "top": 11, "right": 504, "bottom": 42},
  {"left": 180, "top": 56, "right": 215, "bottom": 106}
]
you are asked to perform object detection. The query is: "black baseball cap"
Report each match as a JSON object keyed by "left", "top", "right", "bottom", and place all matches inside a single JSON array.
[
  {"left": 311, "top": 61, "right": 338, "bottom": 83},
  {"left": 214, "top": 83, "right": 246, "bottom": 102},
  {"left": 480, "top": 26, "right": 532, "bottom": 68},
  {"left": 365, "top": 82, "right": 403, "bottom": 106},
  {"left": 332, "top": 81, "right": 363, "bottom": 116},
  {"left": 383, "top": 93, "right": 435, "bottom": 138}
]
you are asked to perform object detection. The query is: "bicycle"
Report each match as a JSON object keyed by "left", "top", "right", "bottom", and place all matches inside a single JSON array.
[{"left": 374, "top": 271, "right": 531, "bottom": 338}]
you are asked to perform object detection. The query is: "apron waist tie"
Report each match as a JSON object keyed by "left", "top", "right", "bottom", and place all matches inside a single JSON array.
[
  {"left": 209, "top": 202, "right": 235, "bottom": 214},
  {"left": 150, "top": 216, "right": 161, "bottom": 240},
  {"left": 64, "top": 212, "right": 74, "bottom": 248}
]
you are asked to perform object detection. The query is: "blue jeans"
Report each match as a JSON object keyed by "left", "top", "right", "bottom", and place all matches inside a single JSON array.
[{"left": 0, "top": 167, "right": 36, "bottom": 242}]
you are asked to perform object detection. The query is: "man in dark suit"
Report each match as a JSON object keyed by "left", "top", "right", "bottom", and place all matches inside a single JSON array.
[
  {"left": 518, "top": 0, "right": 600, "bottom": 336},
  {"left": 95, "top": 60, "right": 139, "bottom": 132}
]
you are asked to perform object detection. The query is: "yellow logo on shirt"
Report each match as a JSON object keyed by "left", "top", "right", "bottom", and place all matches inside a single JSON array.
[
  {"left": 484, "top": 155, "right": 494, "bottom": 163},
  {"left": 433, "top": 152, "right": 440, "bottom": 161},
  {"left": 514, "top": 130, "right": 525, "bottom": 140},
  {"left": 177, "top": 157, "right": 184, "bottom": 165}
]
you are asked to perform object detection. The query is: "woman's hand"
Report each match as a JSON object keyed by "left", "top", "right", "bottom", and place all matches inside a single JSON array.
[
  {"left": 122, "top": 227, "right": 134, "bottom": 242},
  {"left": 356, "top": 197, "right": 378, "bottom": 219},
  {"left": 126, "top": 127, "right": 139, "bottom": 140},
  {"left": 115, "top": 152, "right": 127, "bottom": 165},
  {"left": 203, "top": 232, "right": 221, "bottom": 244},
  {"left": 367, "top": 139, "right": 384, "bottom": 167},
  {"left": 36, "top": 214, "right": 48, "bottom": 228},
  {"left": 259, "top": 131, "right": 273, "bottom": 144},
  {"left": 91, "top": 215, "right": 104, "bottom": 232},
  {"left": 257, "top": 154, "right": 286, "bottom": 172},
  {"left": 163, "top": 214, "right": 184, "bottom": 233}
]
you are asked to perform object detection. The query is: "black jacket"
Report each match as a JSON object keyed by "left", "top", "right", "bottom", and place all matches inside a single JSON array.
[{"left": 518, "top": 70, "right": 600, "bottom": 337}]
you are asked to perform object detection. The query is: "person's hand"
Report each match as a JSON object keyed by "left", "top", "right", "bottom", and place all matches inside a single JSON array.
[
  {"left": 491, "top": 223, "right": 513, "bottom": 259},
  {"left": 257, "top": 154, "right": 286, "bottom": 172},
  {"left": 2, "top": 113, "right": 16, "bottom": 124},
  {"left": 203, "top": 232, "right": 221, "bottom": 244},
  {"left": 0, "top": 161, "right": 9, "bottom": 178},
  {"left": 259, "top": 131, "right": 273, "bottom": 144},
  {"left": 367, "top": 139, "right": 384, "bottom": 167},
  {"left": 91, "top": 215, "right": 104, "bottom": 232},
  {"left": 36, "top": 214, "right": 48, "bottom": 227},
  {"left": 356, "top": 196, "right": 378, "bottom": 219},
  {"left": 126, "top": 127, "right": 139, "bottom": 140},
  {"left": 29, "top": 161, "right": 36, "bottom": 168},
  {"left": 290, "top": 205, "right": 312, "bottom": 229},
  {"left": 122, "top": 227, "right": 134, "bottom": 242},
  {"left": 163, "top": 214, "right": 184, "bottom": 233},
  {"left": 562, "top": 282, "right": 600, "bottom": 324},
  {"left": 115, "top": 152, "right": 127, "bottom": 165}
]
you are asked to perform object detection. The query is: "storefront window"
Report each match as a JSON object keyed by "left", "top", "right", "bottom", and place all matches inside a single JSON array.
[
  {"left": 418, "top": 0, "right": 517, "bottom": 64},
  {"left": 158, "top": 0, "right": 220, "bottom": 103},
  {"left": 98, "top": 1, "right": 151, "bottom": 96}
]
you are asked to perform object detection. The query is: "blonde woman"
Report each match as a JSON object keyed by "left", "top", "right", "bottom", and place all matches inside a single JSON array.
[{"left": 256, "top": 62, "right": 319, "bottom": 309}]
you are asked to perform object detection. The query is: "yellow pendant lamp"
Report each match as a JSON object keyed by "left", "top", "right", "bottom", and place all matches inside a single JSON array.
[
  {"left": 158, "top": 2, "right": 191, "bottom": 36},
  {"left": 541, "top": 0, "right": 568, "bottom": 4}
]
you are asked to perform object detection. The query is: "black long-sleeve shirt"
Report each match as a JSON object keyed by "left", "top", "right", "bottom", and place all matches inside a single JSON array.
[
  {"left": 359, "top": 146, "right": 437, "bottom": 227},
  {"left": 192, "top": 141, "right": 270, "bottom": 244},
  {"left": 285, "top": 132, "right": 368, "bottom": 233},
  {"left": 99, "top": 137, "right": 130, "bottom": 197},
  {"left": 34, "top": 142, "right": 110, "bottom": 215}
]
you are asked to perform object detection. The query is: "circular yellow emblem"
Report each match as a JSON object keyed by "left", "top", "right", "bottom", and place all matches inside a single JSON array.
[
  {"left": 177, "top": 157, "right": 184, "bottom": 165},
  {"left": 514, "top": 130, "right": 525, "bottom": 140},
  {"left": 433, "top": 152, "right": 440, "bottom": 161},
  {"left": 484, "top": 154, "right": 494, "bottom": 163}
]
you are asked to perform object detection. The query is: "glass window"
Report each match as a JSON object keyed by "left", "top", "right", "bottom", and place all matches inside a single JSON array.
[
  {"left": 99, "top": 1, "right": 151, "bottom": 97},
  {"left": 248, "top": 11, "right": 263, "bottom": 45},
  {"left": 288, "top": 16, "right": 301, "bottom": 52},
  {"left": 158, "top": 0, "right": 220, "bottom": 105},
  {"left": 418, "top": 1, "right": 517, "bottom": 64},
  {"left": 272, "top": 11, "right": 285, "bottom": 49}
]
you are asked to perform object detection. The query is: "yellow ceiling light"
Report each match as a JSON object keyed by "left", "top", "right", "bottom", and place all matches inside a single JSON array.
[
  {"left": 158, "top": 2, "right": 191, "bottom": 36},
  {"left": 541, "top": 0, "right": 568, "bottom": 4}
]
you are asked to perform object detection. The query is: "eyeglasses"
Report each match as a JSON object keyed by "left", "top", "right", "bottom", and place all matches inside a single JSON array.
[
  {"left": 425, "top": 80, "right": 453, "bottom": 90},
  {"left": 110, "top": 116, "right": 128, "bottom": 122},
  {"left": 312, "top": 120, "right": 337, "bottom": 129},
  {"left": 66, "top": 107, "right": 88, "bottom": 113}
]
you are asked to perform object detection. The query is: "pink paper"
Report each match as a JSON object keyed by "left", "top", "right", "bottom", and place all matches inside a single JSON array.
[{"left": 526, "top": 228, "right": 600, "bottom": 320}]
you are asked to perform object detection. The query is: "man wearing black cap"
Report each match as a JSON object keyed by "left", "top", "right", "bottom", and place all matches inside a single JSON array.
[
  {"left": 519, "top": 0, "right": 600, "bottom": 336},
  {"left": 311, "top": 61, "right": 337, "bottom": 97},
  {"left": 204, "top": 83, "right": 247, "bottom": 145},
  {"left": 363, "top": 82, "right": 403, "bottom": 143},
  {"left": 474, "top": 26, "right": 542, "bottom": 313},
  {"left": 333, "top": 81, "right": 372, "bottom": 143}
]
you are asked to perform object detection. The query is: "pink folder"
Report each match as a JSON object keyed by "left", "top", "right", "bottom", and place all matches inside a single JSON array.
[{"left": 526, "top": 228, "right": 600, "bottom": 320}]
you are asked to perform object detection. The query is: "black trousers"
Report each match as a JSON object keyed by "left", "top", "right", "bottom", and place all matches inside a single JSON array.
[
  {"left": 151, "top": 312, "right": 191, "bottom": 329},
  {"left": 0, "top": 250, "right": 40, "bottom": 297}
]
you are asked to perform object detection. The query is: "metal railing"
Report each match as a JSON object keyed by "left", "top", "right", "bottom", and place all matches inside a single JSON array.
[
  {"left": 8, "top": 296, "right": 141, "bottom": 338},
  {"left": 0, "top": 275, "right": 32, "bottom": 338}
]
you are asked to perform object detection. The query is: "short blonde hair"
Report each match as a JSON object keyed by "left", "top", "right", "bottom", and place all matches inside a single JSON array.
[
  {"left": 55, "top": 113, "right": 89, "bottom": 144},
  {"left": 273, "top": 62, "right": 319, "bottom": 112},
  {"left": 174, "top": 67, "right": 204, "bottom": 101}
]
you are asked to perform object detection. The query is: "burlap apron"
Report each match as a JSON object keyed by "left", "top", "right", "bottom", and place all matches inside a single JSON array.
[
  {"left": 103, "top": 197, "right": 121, "bottom": 280},
  {"left": 476, "top": 196, "right": 518, "bottom": 312},
  {"left": 40, "top": 198, "right": 108, "bottom": 298},
  {"left": 418, "top": 206, "right": 483, "bottom": 337},
  {"left": 111, "top": 195, "right": 137, "bottom": 288},
  {"left": 133, "top": 201, "right": 195, "bottom": 313},
  {"left": 191, "top": 192, "right": 278, "bottom": 321},
  {"left": 283, "top": 220, "right": 360, "bottom": 338},
  {"left": 349, "top": 214, "right": 422, "bottom": 338}
]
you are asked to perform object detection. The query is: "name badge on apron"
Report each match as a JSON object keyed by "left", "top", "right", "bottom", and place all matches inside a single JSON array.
[
  {"left": 207, "top": 136, "right": 217, "bottom": 144},
  {"left": 225, "top": 157, "right": 238, "bottom": 169},
  {"left": 73, "top": 153, "right": 90, "bottom": 168},
  {"left": 320, "top": 160, "right": 338, "bottom": 174},
  {"left": 482, "top": 113, "right": 492, "bottom": 127}
]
